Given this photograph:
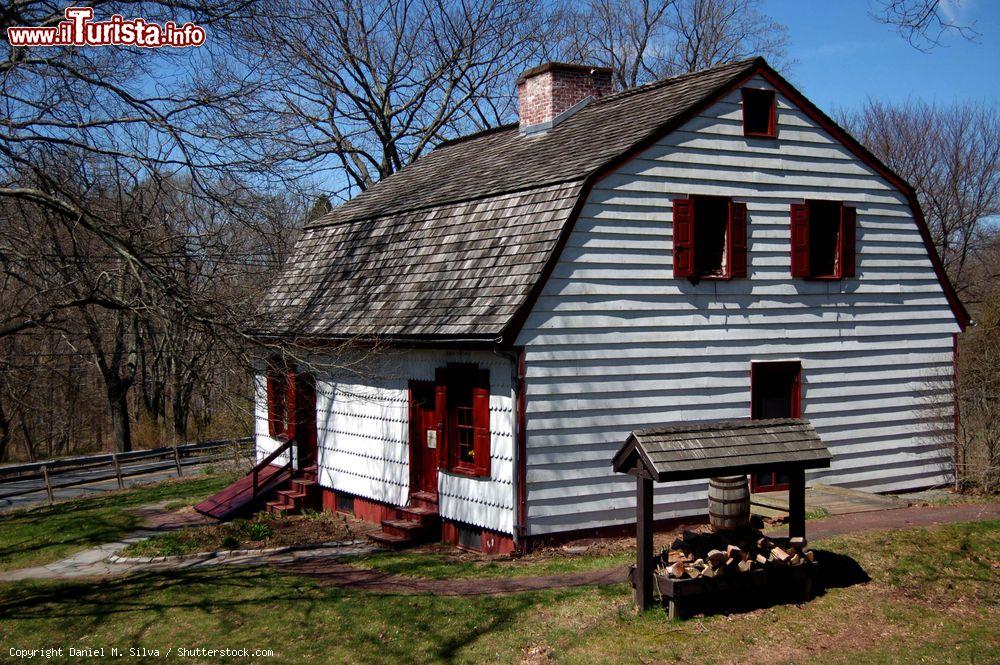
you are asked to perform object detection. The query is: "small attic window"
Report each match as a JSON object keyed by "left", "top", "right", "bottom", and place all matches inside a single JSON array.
[{"left": 742, "top": 88, "right": 776, "bottom": 138}]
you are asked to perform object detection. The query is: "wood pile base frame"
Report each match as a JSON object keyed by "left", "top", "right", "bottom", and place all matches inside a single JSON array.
[{"left": 629, "top": 561, "right": 818, "bottom": 620}]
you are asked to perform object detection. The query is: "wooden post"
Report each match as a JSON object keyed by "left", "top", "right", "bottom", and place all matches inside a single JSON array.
[
  {"left": 788, "top": 466, "right": 806, "bottom": 539},
  {"left": 173, "top": 445, "right": 183, "bottom": 477},
  {"left": 636, "top": 473, "right": 654, "bottom": 611},
  {"left": 111, "top": 452, "right": 124, "bottom": 489},
  {"left": 41, "top": 464, "right": 54, "bottom": 505}
]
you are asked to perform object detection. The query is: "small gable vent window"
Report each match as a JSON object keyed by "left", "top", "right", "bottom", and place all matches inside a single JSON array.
[
  {"left": 672, "top": 196, "right": 748, "bottom": 281},
  {"left": 790, "top": 200, "right": 857, "bottom": 279},
  {"left": 435, "top": 365, "right": 491, "bottom": 478},
  {"left": 742, "top": 88, "right": 776, "bottom": 138}
]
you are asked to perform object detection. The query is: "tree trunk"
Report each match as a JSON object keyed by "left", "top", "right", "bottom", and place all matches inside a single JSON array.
[
  {"left": 108, "top": 383, "right": 133, "bottom": 453},
  {"left": 0, "top": 396, "right": 10, "bottom": 463}
]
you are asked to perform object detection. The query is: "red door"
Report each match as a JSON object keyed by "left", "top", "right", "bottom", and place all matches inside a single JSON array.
[
  {"left": 293, "top": 373, "right": 317, "bottom": 469},
  {"left": 409, "top": 381, "right": 438, "bottom": 496}
]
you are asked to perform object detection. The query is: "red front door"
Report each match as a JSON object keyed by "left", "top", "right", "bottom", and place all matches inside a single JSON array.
[{"left": 409, "top": 381, "right": 438, "bottom": 496}]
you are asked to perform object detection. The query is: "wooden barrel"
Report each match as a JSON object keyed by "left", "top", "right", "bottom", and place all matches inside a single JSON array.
[{"left": 708, "top": 475, "right": 750, "bottom": 531}]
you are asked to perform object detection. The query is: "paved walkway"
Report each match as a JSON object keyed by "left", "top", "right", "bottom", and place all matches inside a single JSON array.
[{"left": 1, "top": 502, "right": 996, "bottom": 590}]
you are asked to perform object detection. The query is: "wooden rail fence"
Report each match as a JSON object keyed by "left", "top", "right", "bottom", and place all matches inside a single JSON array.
[{"left": 0, "top": 437, "right": 253, "bottom": 504}]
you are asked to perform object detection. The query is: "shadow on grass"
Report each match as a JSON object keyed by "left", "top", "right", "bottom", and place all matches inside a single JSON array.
[
  {"left": 661, "top": 549, "right": 870, "bottom": 620},
  {"left": 0, "top": 566, "right": 567, "bottom": 663}
]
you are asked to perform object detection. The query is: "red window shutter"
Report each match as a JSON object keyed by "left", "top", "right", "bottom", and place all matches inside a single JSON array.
[
  {"left": 283, "top": 369, "right": 298, "bottom": 441},
  {"left": 672, "top": 198, "right": 694, "bottom": 278},
  {"left": 790, "top": 203, "right": 809, "bottom": 278},
  {"left": 840, "top": 205, "right": 857, "bottom": 278},
  {"left": 266, "top": 363, "right": 286, "bottom": 438},
  {"left": 472, "top": 369, "right": 491, "bottom": 477},
  {"left": 435, "top": 370, "right": 449, "bottom": 469},
  {"left": 728, "top": 201, "right": 748, "bottom": 278}
]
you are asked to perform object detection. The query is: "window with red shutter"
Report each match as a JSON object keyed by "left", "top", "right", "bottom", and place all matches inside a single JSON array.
[
  {"left": 434, "top": 365, "right": 491, "bottom": 478},
  {"left": 790, "top": 201, "right": 857, "bottom": 280},
  {"left": 674, "top": 196, "right": 748, "bottom": 281}
]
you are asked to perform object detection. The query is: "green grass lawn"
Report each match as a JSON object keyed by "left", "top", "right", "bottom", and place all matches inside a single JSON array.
[
  {"left": 0, "top": 473, "right": 236, "bottom": 572},
  {"left": 0, "top": 519, "right": 995, "bottom": 663}
]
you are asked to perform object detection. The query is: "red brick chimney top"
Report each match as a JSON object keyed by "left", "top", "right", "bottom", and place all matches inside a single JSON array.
[{"left": 517, "top": 62, "right": 615, "bottom": 132}]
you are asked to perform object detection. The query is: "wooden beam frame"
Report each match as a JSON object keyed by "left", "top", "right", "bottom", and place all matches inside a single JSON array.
[
  {"left": 636, "top": 474, "right": 654, "bottom": 611},
  {"left": 788, "top": 467, "right": 806, "bottom": 539}
]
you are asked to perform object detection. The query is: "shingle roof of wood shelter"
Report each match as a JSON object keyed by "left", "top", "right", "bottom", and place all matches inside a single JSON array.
[
  {"left": 254, "top": 59, "right": 762, "bottom": 341},
  {"left": 612, "top": 419, "right": 832, "bottom": 483}
]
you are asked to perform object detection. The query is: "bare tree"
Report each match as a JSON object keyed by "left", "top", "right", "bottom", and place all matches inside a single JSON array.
[
  {"left": 558, "top": 0, "right": 789, "bottom": 89},
  {"left": 872, "top": 0, "right": 980, "bottom": 50},
  {"left": 238, "top": 0, "right": 550, "bottom": 198},
  {"left": 840, "top": 100, "right": 1000, "bottom": 302}
]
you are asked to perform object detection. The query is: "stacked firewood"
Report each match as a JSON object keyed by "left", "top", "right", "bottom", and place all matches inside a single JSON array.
[{"left": 655, "top": 530, "right": 815, "bottom": 580}]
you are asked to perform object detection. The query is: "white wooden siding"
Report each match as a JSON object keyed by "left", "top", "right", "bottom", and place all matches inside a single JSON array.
[
  {"left": 516, "top": 75, "right": 960, "bottom": 535},
  {"left": 252, "top": 350, "right": 517, "bottom": 534}
]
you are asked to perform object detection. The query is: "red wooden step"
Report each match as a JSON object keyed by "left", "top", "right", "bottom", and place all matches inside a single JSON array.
[
  {"left": 194, "top": 463, "right": 292, "bottom": 520},
  {"left": 291, "top": 479, "right": 317, "bottom": 494},
  {"left": 368, "top": 531, "right": 413, "bottom": 549},
  {"left": 409, "top": 491, "right": 438, "bottom": 511},
  {"left": 399, "top": 506, "right": 439, "bottom": 527},
  {"left": 381, "top": 519, "right": 425, "bottom": 539}
]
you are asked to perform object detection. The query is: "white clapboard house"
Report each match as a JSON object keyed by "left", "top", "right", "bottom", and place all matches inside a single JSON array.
[{"left": 249, "top": 58, "right": 968, "bottom": 553}]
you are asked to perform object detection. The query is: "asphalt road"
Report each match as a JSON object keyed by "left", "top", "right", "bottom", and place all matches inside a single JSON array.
[{"left": 0, "top": 456, "right": 235, "bottom": 513}]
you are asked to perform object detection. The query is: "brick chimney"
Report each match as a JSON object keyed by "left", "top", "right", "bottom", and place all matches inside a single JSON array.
[{"left": 517, "top": 62, "right": 614, "bottom": 134}]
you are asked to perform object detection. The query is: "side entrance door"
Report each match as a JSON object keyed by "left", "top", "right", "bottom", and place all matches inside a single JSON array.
[
  {"left": 292, "top": 372, "right": 317, "bottom": 469},
  {"left": 409, "top": 381, "right": 438, "bottom": 496}
]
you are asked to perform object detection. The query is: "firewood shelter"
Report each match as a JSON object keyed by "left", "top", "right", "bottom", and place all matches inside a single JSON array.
[{"left": 612, "top": 419, "right": 832, "bottom": 611}]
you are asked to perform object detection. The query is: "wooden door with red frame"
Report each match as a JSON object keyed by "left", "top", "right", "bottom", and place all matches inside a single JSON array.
[
  {"left": 750, "top": 361, "right": 801, "bottom": 492},
  {"left": 409, "top": 381, "right": 438, "bottom": 496},
  {"left": 292, "top": 373, "right": 317, "bottom": 469}
]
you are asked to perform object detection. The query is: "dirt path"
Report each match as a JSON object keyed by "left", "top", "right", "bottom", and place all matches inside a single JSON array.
[
  {"left": 280, "top": 560, "right": 629, "bottom": 595},
  {"left": 766, "top": 501, "right": 1000, "bottom": 540}
]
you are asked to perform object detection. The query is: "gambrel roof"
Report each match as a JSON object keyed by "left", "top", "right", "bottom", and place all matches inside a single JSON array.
[{"left": 256, "top": 58, "right": 968, "bottom": 344}]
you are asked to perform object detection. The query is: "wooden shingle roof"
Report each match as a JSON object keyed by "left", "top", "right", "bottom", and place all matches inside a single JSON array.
[
  {"left": 256, "top": 59, "right": 762, "bottom": 342},
  {"left": 612, "top": 419, "right": 832, "bottom": 482}
]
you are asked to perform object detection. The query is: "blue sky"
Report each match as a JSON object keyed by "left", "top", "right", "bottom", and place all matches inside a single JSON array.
[{"left": 765, "top": 0, "right": 999, "bottom": 110}]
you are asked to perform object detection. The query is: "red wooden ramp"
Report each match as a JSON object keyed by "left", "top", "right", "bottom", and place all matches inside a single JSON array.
[{"left": 195, "top": 463, "right": 292, "bottom": 520}]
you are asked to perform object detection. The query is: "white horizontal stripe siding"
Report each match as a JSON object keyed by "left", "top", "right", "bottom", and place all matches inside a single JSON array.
[{"left": 516, "top": 75, "right": 960, "bottom": 536}]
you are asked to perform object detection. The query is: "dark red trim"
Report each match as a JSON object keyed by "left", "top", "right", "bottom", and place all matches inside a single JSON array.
[
  {"left": 952, "top": 332, "right": 960, "bottom": 489},
  {"left": 321, "top": 487, "right": 400, "bottom": 524},
  {"left": 441, "top": 519, "right": 516, "bottom": 555},
  {"left": 750, "top": 360, "right": 801, "bottom": 492},
  {"left": 500, "top": 58, "right": 968, "bottom": 345},
  {"left": 515, "top": 348, "right": 528, "bottom": 547}
]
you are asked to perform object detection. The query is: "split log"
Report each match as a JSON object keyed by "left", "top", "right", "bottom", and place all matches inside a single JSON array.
[
  {"left": 707, "top": 549, "right": 727, "bottom": 566},
  {"left": 738, "top": 559, "right": 753, "bottom": 573},
  {"left": 789, "top": 536, "right": 807, "bottom": 550},
  {"left": 669, "top": 561, "right": 687, "bottom": 578},
  {"left": 756, "top": 553, "right": 768, "bottom": 565}
]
